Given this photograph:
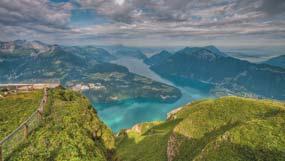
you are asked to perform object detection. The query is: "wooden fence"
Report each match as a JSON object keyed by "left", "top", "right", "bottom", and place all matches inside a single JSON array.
[{"left": 0, "top": 88, "right": 48, "bottom": 161}]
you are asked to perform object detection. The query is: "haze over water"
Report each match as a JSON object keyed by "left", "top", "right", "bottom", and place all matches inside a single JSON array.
[{"left": 92, "top": 58, "right": 213, "bottom": 132}]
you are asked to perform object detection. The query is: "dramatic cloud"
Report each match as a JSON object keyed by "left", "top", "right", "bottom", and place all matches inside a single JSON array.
[
  {"left": 260, "top": 0, "right": 285, "bottom": 15},
  {"left": 76, "top": 0, "right": 285, "bottom": 24},
  {"left": 0, "top": 0, "right": 284, "bottom": 47},
  {"left": 0, "top": 0, "right": 72, "bottom": 28}
]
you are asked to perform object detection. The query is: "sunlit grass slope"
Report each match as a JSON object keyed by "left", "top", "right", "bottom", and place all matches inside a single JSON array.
[
  {"left": 0, "top": 91, "right": 43, "bottom": 140},
  {"left": 7, "top": 88, "right": 115, "bottom": 161},
  {"left": 116, "top": 96, "right": 285, "bottom": 161}
]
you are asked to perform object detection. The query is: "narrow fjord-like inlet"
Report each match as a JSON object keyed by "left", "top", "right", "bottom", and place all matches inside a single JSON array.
[{"left": 94, "top": 57, "right": 213, "bottom": 132}]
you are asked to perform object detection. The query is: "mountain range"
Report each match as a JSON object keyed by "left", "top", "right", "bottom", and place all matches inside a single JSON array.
[
  {"left": 1, "top": 40, "right": 285, "bottom": 161},
  {"left": 0, "top": 40, "right": 181, "bottom": 103},
  {"left": 1, "top": 40, "right": 284, "bottom": 101},
  {"left": 148, "top": 46, "right": 285, "bottom": 100}
]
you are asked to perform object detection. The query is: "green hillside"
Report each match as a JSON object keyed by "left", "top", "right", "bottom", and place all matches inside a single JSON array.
[
  {"left": 2, "top": 90, "right": 285, "bottom": 161},
  {"left": 0, "top": 91, "right": 43, "bottom": 140},
  {"left": 116, "top": 96, "right": 285, "bottom": 161},
  {"left": 2, "top": 88, "right": 115, "bottom": 161}
]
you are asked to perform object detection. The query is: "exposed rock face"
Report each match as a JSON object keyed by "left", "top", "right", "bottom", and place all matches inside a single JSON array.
[
  {"left": 167, "top": 133, "right": 181, "bottom": 161},
  {"left": 126, "top": 124, "right": 142, "bottom": 134},
  {"left": 167, "top": 107, "right": 183, "bottom": 120}
]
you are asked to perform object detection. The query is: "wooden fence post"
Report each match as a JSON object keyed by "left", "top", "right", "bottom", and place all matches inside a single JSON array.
[
  {"left": 0, "top": 144, "right": 3, "bottom": 161},
  {"left": 37, "top": 110, "right": 43, "bottom": 120},
  {"left": 24, "top": 124, "right": 29, "bottom": 140},
  {"left": 15, "top": 85, "right": 18, "bottom": 94}
]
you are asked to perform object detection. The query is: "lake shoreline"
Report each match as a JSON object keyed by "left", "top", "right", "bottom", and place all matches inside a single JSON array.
[{"left": 88, "top": 57, "right": 214, "bottom": 132}]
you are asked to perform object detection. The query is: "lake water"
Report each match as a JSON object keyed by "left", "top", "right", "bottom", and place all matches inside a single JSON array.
[{"left": 92, "top": 58, "right": 213, "bottom": 132}]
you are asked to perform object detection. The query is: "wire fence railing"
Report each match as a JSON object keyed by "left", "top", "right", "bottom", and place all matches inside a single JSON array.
[{"left": 0, "top": 88, "right": 48, "bottom": 161}]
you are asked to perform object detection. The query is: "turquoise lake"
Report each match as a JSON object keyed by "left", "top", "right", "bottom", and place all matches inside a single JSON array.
[{"left": 92, "top": 58, "right": 213, "bottom": 132}]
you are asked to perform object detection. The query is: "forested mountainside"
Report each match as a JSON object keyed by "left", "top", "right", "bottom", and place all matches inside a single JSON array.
[
  {"left": 148, "top": 46, "right": 285, "bottom": 100},
  {"left": 0, "top": 40, "right": 181, "bottom": 104}
]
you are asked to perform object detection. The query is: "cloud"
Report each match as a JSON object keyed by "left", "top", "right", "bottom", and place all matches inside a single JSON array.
[
  {"left": 0, "top": 0, "right": 72, "bottom": 28},
  {"left": 77, "top": 0, "right": 285, "bottom": 24},
  {"left": 0, "top": 0, "right": 285, "bottom": 47},
  {"left": 260, "top": 0, "right": 285, "bottom": 15}
]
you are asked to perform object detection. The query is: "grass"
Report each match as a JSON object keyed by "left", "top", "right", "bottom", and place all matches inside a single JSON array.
[
  {"left": 172, "top": 97, "right": 285, "bottom": 161},
  {"left": 6, "top": 88, "right": 115, "bottom": 161},
  {"left": 2, "top": 90, "right": 285, "bottom": 161},
  {"left": 0, "top": 91, "right": 43, "bottom": 140},
  {"left": 115, "top": 120, "right": 182, "bottom": 161},
  {"left": 115, "top": 96, "right": 285, "bottom": 161}
]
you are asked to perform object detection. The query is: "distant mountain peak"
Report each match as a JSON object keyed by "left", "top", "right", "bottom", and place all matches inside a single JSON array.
[
  {"left": 180, "top": 46, "right": 227, "bottom": 58},
  {"left": 0, "top": 40, "right": 52, "bottom": 55},
  {"left": 263, "top": 54, "right": 285, "bottom": 69},
  {"left": 144, "top": 50, "right": 172, "bottom": 65},
  {"left": 205, "top": 45, "right": 228, "bottom": 57},
  {"left": 204, "top": 45, "right": 220, "bottom": 52},
  {"left": 13, "top": 39, "right": 27, "bottom": 44},
  {"left": 204, "top": 45, "right": 218, "bottom": 49},
  {"left": 159, "top": 50, "right": 171, "bottom": 55}
]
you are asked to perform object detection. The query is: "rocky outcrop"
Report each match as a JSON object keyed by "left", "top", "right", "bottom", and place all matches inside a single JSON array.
[{"left": 167, "top": 133, "right": 181, "bottom": 161}]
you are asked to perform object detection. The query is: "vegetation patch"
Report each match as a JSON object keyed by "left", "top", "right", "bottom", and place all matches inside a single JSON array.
[
  {"left": 116, "top": 96, "right": 285, "bottom": 161},
  {"left": 0, "top": 91, "right": 43, "bottom": 140},
  {"left": 2, "top": 89, "right": 285, "bottom": 161},
  {"left": 4, "top": 88, "right": 115, "bottom": 161}
]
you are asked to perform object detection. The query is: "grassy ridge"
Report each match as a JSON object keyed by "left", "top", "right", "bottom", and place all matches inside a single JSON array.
[
  {"left": 2, "top": 90, "right": 285, "bottom": 160},
  {"left": 116, "top": 96, "right": 285, "bottom": 161},
  {"left": 0, "top": 91, "right": 43, "bottom": 140},
  {"left": 6, "top": 88, "right": 115, "bottom": 161}
]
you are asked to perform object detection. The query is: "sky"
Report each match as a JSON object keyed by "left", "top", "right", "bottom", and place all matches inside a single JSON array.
[{"left": 0, "top": 0, "right": 285, "bottom": 47}]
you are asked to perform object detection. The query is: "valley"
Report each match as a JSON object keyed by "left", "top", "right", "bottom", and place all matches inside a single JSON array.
[
  {"left": 1, "top": 40, "right": 285, "bottom": 132},
  {"left": 97, "top": 57, "right": 213, "bottom": 131},
  {"left": 0, "top": 40, "right": 181, "bottom": 105},
  {"left": 0, "top": 48, "right": 284, "bottom": 159},
  {"left": 1, "top": 0, "right": 285, "bottom": 160}
]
